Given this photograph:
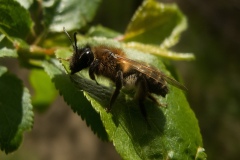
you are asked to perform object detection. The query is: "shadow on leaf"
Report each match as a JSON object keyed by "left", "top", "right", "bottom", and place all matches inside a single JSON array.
[{"left": 70, "top": 73, "right": 167, "bottom": 159}]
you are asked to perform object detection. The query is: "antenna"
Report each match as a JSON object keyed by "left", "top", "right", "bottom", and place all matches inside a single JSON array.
[
  {"left": 63, "top": 27, "right": 77, "bottom": 52},
  {"left": 73, "top": 32, "right": 77, "bottom": 50}
]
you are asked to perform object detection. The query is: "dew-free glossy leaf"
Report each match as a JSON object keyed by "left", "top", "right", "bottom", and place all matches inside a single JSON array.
[
  {"left": 42, "top": 0, "right": 101, "bottom": 32},
  {"left": 124, "top": 0, "right": 187, "bottom": 48}
]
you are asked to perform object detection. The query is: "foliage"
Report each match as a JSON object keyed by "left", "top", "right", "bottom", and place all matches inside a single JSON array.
[{"left": 0, "top": 0, "right": 206, "bottom": 159}]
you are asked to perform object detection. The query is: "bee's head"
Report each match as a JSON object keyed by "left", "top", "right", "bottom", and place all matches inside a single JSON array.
[
  {"left": 63, "top": 28, "right": 94, "bottom": 75},
  {"left": 70, "top": 43, "right": 94, "bottom": 75}
]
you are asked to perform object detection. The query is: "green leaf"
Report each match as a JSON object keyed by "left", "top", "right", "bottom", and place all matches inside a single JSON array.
[
  {"left": 41, "top": 33, "right": 72, "bottom": 48},
  {"left": 124, "top": 42, "right": 195, "bottom": 61},
  {"left": 56, "top": 37, "right": 205, "bottom": 160},
  {"left": 0, "top": 0, "right": 33, "bottom": 38},
  {"left": 0, "top": 48, "right": 18, "bottom": 58},
  {"left": 29, "top": 69, "right": 58, "bottom": 111},
  {"left": 86, "top": 25, "right": 122, "bottom": 38},
  {"left": 15, "top": 0, "right": 34, "bottom": 9},
  {"left": 42, "top": 0, "right": 101, "bottom": 32},
  {"left": 0, "top": 66, "right": 34, "bottom": 153},
  {"left": 124, "top": 0, "right": 187, "bottom": 48},
  {"left": 42, "top": 58, "right": 108, "bottom": 140},
  {"left": 195, "top": 147, "right": 207, "bottom": 160},
  {"left": 0, "top": 34, "right": 5, "bottom": 42}
]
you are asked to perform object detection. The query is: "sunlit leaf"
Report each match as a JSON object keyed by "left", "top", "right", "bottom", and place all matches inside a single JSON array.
[
  {"left": 56, "top": 37, "right": 205, "bottom": 160},
  {"left": 124, "top": 42, "right": 195, "bottom": 61},
  {"left": 124, "top": 0, "right": 187, "bottom": 48},
  {"left": 86, "top": 25, "right": 121, "bottom": 38},
  {"left": 0, "top": 48, "right": 17, "bottom": 58},
  {"left": 42, "top": 0, "right": 101, "bottom": 32},
  {"left": 15, "top": 0, "right": 34, "bottom": 9}
]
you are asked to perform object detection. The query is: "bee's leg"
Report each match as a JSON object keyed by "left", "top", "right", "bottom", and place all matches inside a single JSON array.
[
  {"left": 106, "top": 70, "right": 123, "bottom": 112},
  {"left": 89, "top": 59, "right": 99, "bottom": 85},
  {"left": 135, "top": 77, "right": 151, "bottom": 128},
  {"left": 147, "top": 94, "right": 158, "bottom": 104},
  {"left": 147, "top": 94, "right": 165, "bottom": 107}
]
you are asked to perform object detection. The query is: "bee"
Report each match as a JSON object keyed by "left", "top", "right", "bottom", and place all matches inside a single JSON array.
[{"left": 63, "top": 28, "right": 187, "bottom": 124}]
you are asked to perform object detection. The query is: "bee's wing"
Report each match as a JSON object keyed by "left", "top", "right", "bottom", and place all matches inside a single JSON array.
[
  {"left": 160, "top": 74, "right": 188, "bottom": 91},
  {"left": 116, "top": 55, "right": 187, "bottom": 91}
]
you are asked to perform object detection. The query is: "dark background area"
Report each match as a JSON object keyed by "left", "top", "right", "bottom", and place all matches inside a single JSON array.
[
  {"left": 173, "top": 1, "right": 240, "bottom": 159},
  {"left": 1, "top": 0, "right": 240, "bottom": 159}
]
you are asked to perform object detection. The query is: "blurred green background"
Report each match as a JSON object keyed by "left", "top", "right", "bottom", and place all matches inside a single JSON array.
[{"left": 1, "top": 0, "right": 240, "bottom": 159}]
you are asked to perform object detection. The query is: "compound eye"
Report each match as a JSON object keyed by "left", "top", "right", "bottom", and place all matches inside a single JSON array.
[{"left": 86, "top": 51, "right": 91, "bottom": 55}]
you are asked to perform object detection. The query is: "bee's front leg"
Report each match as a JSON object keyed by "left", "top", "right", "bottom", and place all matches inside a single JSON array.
[
  {"left": 106, "top": 70, "right": 123, "bottom": 112},
  {"left": 135, "top": 76, "right": 151, "bottom": 128},
  {"left": 89, "top": 59, "right": 99, "bottom": 85}
]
